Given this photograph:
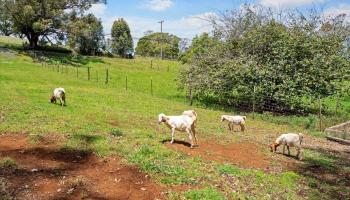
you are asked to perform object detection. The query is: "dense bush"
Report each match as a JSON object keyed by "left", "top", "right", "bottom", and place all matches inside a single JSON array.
[{"left": 179, "top": 5, "right": 350, "bottom": 114}]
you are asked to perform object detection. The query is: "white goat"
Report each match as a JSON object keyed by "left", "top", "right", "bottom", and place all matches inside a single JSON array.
[
  {"left": 270, "top": 133, "right": 304, "bottom": 160},
  {"left": 158, "top": 112, "right": 198, "bottom": 148},
  {"left": 50, "top": 88, "right": 66, "bottom": 106},
  {"left": 182, "top": 110, "right": 198, "bottom": 123},
  {"left": 221, "top": 115, "right": 246, "bottom": 132}
]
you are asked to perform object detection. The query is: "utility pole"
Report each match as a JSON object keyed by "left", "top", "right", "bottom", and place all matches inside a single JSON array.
[{"left": 158, "top": 20, "right": 164, "bottom": 60}]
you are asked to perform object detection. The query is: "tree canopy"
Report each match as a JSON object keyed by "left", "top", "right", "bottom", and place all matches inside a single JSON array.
[
  {"left": 111, "top": 18, "right": 133, "bottom": 57},
  {"left": 0, "top": 0, "right": 92, "bottom": 48},
  {"left": 136, "top": 32, "right": 180, "bottom": 59},
  {"left": 178, "top": 5, "right": 350, "bottom": 114},
  {"left": 67, "top": 13, "right": 105, "bottom": 55}
]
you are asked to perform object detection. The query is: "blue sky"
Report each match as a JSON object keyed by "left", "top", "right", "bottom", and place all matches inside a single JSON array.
[{"left": 89, "top": 0, "right": 350, "bottom": 39}]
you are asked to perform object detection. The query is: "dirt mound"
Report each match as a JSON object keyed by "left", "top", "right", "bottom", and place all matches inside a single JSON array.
[
  {"left": 0, "top": 134, "right": 165, "bottom": 200},
  {"left": 164, "top": 140, "right": 270, "bottom": 169}
]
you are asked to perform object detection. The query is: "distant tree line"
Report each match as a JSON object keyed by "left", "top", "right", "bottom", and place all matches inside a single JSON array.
[
  {"left": 178, "top": 4, "right": 350, "bottom": 114},
  {"left": 136, "top": 32, "right": 180, "bottom": 59}
]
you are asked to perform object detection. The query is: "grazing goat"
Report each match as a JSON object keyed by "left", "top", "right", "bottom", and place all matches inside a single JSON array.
[
  {"left": 158, "top": 112, "right": 198, "bottom": 148},
  {"left": 270, "top": 133, "right": 304, "bottom": 160},
  {"left": 221, "top": 115, "right": 246, "bottom": 132},
  {"left": 50, "top": 88, "right": 66, "bottom": 106}
]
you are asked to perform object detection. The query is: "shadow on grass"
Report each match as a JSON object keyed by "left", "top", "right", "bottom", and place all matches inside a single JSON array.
[
  {"left": 161, "top": 139, "right": 192, "bottom": 147},
  {"left": 0, "top": 44, "right": 105, "bottom": 67},
  {"left": 294, "top": 145, "right": 350, "bottom": 199},
  {"left": 23, "top": 50, "right": 105, "bottom": 67}
]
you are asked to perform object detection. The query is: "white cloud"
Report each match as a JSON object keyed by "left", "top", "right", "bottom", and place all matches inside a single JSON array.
[
  {"left": 145, "top": 0, "right": 174, "bottom": 11},
  {"left": 88, "top": 3, "right": 107, "bottom": 17},
  {"left": 88, "top": 3, "right": 214, "bottom": 40},
  {"left": 259, "top": 0, "right": 325, "bottom": 7},
  {"left": 324, "top": 4, "right": 350, "bottom": 22}
]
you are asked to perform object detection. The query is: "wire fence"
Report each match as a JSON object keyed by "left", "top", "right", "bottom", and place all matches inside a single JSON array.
[
  {"left": 30, "top": 51, "right": 350, "bottom": 137},
  {"left": 30, "top": 51, "right": 180, "bottom": 101}
]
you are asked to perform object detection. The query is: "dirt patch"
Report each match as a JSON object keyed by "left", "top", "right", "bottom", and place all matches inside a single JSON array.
[
  {"left": 164, "top": 140, "right": 270, "bottom": 169},
  {"left": 0, "top": 134, "right": 165, "bottom": 200},
  {"left": 107, "top": 119, "right": 120, "bottom": 127}
]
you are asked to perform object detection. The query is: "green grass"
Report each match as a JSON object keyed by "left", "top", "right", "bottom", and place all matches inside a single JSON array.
[
  {"left": 0, "top": 41, "right": 349, "bottom": 199},
  {"left": 217, "top": 164, "right": 301, "bottom": 199},
  {"left": 0, "top": 157, "right": 17, "bottom": 169}
]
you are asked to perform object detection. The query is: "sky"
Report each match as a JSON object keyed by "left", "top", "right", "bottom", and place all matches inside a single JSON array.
[{"left": 88, "top": 0, "right": 350, "bottom": 40}]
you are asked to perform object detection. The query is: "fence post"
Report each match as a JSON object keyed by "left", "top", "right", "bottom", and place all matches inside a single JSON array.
[
  {"left": 87, "top": 67, "right": 90, "bottom": 80},
  {"left": 188, "top": 73, "right": 193, "bottom": 106},
  {"left": 253, "top": 86, "right": 256, "bottom": 120},
  {"left": 76, "top": 67, "right": 79, "bottom": 78},
  {"left": 151, "top": 60, "right": 153, "bottom": 69},
  {"left": 105, "top": 67, "right": 108, "bottom": 84},
  {"left": 96, "top": 70, "right": 98, "bottom": 82},
  {"left": 318, "top": 96, "right": 322, "bottom": 131},
  {"left": 151, "top": 79, "right": 153, "bottom": 96},
  {"left": 126, "top": 76, "right": 128, "bottom": 91},
  {"left": 167, "top": 65, "right": 169, "bottom": 72},
  {"left": 335, "top": 94, "right": 340, "bottom": 115}
]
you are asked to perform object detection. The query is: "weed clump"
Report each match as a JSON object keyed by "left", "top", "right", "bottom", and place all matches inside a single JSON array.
[
  {"left": 0, "top": 157, "right": 17, "bottom": 169},
  {"left": 111, "top": 128, "right": 123, "bottom": 137}
]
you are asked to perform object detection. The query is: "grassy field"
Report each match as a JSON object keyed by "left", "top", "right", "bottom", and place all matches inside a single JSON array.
[{"left": 0, "top": 37, "right": 349, "bottom": 199}]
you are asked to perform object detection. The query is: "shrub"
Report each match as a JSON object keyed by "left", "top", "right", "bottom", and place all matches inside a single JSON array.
[
  {"left": 0, "top": 157, "right": 17, "bottom": 169},
  {"left": 110, "top": 128, "right": 123, "bottom": 137}
]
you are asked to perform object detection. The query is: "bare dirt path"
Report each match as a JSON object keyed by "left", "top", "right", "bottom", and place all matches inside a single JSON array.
[
  {"left": 0, "top": 134, "right": 165, "bottom": 200},
  {"left": 164, "top": 140, "right": 270, "bottom": 169}
]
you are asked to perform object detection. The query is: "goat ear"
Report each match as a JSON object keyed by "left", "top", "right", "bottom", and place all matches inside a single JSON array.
[{"left": 163, "top": 116, "right": 170, "bottom": 121}]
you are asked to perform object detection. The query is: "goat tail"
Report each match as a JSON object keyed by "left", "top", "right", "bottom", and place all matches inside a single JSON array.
[{"left": 298, "top": 133, "right": 304, "bottom": 145}]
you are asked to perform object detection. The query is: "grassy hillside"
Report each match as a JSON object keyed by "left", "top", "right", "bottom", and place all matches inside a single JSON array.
[{"left": 0, "top": 39, "right": 349, "bottom": 199}]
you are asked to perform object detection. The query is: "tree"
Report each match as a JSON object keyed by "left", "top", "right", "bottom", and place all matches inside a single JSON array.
[
  {"left": 111, "top": 18, "right": 133, "bottom": 57},
  {"left": 0, "top": 1, "right": 12, "bottom": 36},
  {"left": 136, "top": 32, "right": 180, "bottom": 59},
  {"left": 67, "top": 13, "right": 105, "bottom": 55},
  {"left": 179, "top": 33, "right": 219, "bottom": 64},
  {"left": 178, "top": 5, "right": 350, "bottom": 114},
  {"left": 0, "top": 0, "right": 91, "bottom": 48}
]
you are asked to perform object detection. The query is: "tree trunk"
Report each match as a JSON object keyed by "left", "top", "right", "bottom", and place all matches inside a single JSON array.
[{"left": 26, "top": 33, "right": 39, "bottom": 49}]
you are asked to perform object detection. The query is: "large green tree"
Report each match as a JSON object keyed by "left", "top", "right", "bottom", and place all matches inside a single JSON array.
[
  {"left": 0, "top": 1, "right": 12, "bottom": 36},
  {"left": 67, "top": 13, "right": 105, "bottom": 55},
  {"left": 179, "top": 5, "right": 350, "bottom": 114},
  {"left": 136, "top": 32, "right": 180, "bottom": 59},
  {"left": 111, "top": 18, "right": 133, "bottom": 57},
  {"left": 0, "top": 0, "right": 92, "bottom": 48}
]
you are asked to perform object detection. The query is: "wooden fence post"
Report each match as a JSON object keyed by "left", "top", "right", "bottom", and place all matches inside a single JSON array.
[
  {"left": 151, "top": 60, "right": 153, "bottom": 69},
  {"left": 318, "top": 96, "right": 322, "bottom": 131},
  {"left": 253, "top": 86, "right": 256, "bottom": 120},
  {"left": 151, "top": 79, "right": 153, "bottom": 96},
  {"left": 76, "top": 67, "right": 79, "bottom": 78},
  {"left": 87, "top": 67, "right": 90, "bottom": 80},
  {"left": 126, "top": 76, "right": 128, "bottom": 91},
  {"left": 105, "top": 67, "right": 109, "bottom": 84},
  {"left": 96, "top": 70, "right": 98, "bottom": 82},
  {"left": 188, "top": 73, "right": 193, "bottom": 106}
]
